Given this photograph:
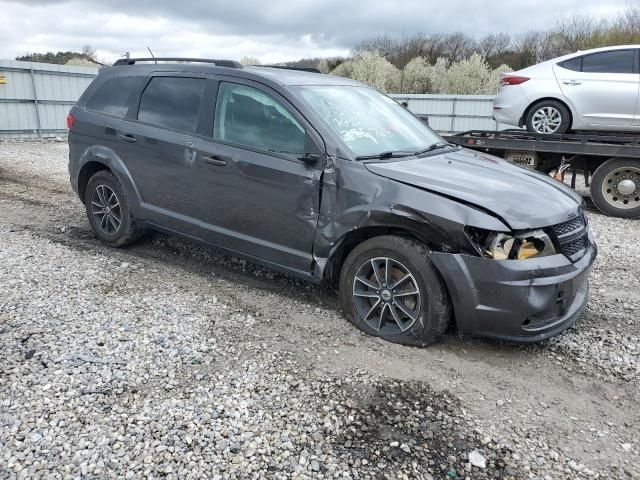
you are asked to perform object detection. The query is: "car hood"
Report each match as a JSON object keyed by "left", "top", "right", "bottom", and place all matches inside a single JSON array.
[{"left": 364, "top": 148, "right": 584, "bottom": 230}]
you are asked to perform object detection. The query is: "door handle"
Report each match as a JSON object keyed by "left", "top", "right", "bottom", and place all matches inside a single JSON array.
[
  {"left": 562, "top": 80, "right": 581, "bottom": 86},
  {"left": 202, "top": 155, "right": 227, "bottom": 167},
  {"left": 118, "top": 133, "right": 137, "bottom": 143}
]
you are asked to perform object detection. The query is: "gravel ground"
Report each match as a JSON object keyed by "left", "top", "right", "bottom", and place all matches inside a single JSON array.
[{"left": 1, "top": 140, "right": 639, "bottom": 479}]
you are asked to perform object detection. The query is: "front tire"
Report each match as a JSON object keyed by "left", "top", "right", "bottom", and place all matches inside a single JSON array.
[
  {"left": 339, "top": 235, "right": 451, "bottom": 346},
  {"left": 85, "top": 170, "right": 142, "bottom": 247},
  {"left": 525, "top": 100, "right": 571, "bottom": 135},
  {"left": 590, "top": 158, "right": 640, "bottom": 218}
]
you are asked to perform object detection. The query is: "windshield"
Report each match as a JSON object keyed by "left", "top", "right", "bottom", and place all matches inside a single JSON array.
[{"left": 294, "top": 85, "right": 443, "bottom": 157}]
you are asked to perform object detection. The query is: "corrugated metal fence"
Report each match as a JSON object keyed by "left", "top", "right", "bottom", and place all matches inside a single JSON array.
[
  {"left": 0, "top": 60, "right": 98, "bottom": 138},
  {"left": 0, "top": 60, "right": 509, "bottom": 137},
  {"left": 389, "top": 94, "right": 513, "bottom": 133}
]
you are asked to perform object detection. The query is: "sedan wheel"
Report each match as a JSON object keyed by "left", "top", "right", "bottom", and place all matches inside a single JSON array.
[
  {"left": 531, "top": 107, "right": 562, "bottom": 134},
  {"left": 525, "top": 100, "right": 570, "bottom": 135}
]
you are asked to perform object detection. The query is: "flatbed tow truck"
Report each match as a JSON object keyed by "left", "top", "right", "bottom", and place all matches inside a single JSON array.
[{"left": 441, "top": 129, "right": 640, "bottom": 219}]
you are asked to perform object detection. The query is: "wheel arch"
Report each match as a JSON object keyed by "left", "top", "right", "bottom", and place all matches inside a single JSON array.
[
  {"left": 76, "top": 146, "right": 142, "bottom": 214},
  {"left": 321, "top": 222, "right": 453, "bottom": 287},
  {"left": 78, "top": 161, "right": 111, "bottom": 201},
  {"left": 520, "top": 97, "right": 574, "bottom": 130}
]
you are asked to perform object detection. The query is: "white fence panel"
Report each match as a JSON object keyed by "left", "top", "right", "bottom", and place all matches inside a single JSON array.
[
  {"left": 389, "top": 93, "right": 516, "bottom": 133},
  {"left": 0, "top": 60, "right": 98, "bottom": 137}
]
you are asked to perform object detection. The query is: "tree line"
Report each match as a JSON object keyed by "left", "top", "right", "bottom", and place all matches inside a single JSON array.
[{"left": 287, "top": 6, "right": 640, "bottom": 94}]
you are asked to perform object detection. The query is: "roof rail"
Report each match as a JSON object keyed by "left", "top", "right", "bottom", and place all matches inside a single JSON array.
[
  {"left": 112, "top": 57, "right": 243, "bottom": 68},
  {"left": 257, "top": 65, "right": 322, "bottom": 74}
]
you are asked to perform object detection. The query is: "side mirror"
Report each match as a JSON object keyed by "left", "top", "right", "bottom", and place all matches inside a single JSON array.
[{"left": 298, "top": 153, "right": 321, "bottom": 163}]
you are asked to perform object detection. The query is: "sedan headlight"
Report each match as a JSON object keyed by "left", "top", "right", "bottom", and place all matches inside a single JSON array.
[{"left": 468, "top": 228, "right": 556, "bottom": 260}]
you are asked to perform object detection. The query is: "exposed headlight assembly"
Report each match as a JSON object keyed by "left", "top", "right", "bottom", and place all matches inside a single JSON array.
[{"left": 468, "top": 228, "right": 557, "bottom": 260}]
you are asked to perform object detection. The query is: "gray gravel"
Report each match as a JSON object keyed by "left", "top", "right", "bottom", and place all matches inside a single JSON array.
[{"left": 1, "top": 140, "right": 639, "bottom": 479}]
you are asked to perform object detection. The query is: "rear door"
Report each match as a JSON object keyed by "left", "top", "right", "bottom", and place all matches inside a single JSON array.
[
  {"left": 119, "top": 73, "right": 210, "bottom": 236},
  {"left": 190, "top": 78, "right": 325, "bottom": 273},
  {"left": 554, "top": 48, "right": 639, "bottom": 127}
]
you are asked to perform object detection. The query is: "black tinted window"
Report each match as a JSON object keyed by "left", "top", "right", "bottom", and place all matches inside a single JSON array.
[
  {"left": 138, "top": 77, "right": 205, "bottom": 132},
  {"left": 558, "top": 57, "right": 582, "bottom": 72},
  {"left": 581, "top": 50, "right": 634, "bottom": 74},
  {"left": 86, "top": 76, "right": 143, "bottom": 117},
  {"left": 213, "top": 82, "right": 305, "bottom": 157}
]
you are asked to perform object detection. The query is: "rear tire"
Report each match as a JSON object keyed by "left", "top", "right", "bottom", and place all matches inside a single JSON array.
[
  {"left": 525, "top": 100, "right": 571, "bottom": 135},
  {"left": 590, "top": 158, "right": 640, "bottom": 219},
  {"left": 339, "top": 235, "right": 451, "bottom": 346},
  {"left": 85, "top": 170, "right": 143, "bottom": 247}
]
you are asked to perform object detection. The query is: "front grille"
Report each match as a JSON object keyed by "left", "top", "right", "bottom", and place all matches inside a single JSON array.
[
  {"left": 560, "top": 236, "right": 587, "bottom": 257},
  {"left": 552, "top": 215, "right": 585, "bottom": 236},
  {"left": 550, "top": 215, "right": 588, "bottom": 260}
]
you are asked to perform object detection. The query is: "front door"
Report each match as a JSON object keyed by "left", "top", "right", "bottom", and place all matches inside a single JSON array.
[
  {"left": 192, "top": 80, "right": 324, "bottom": 273},
  {"left": 554, "top": 48, "right": 639, "bottom": 127}
]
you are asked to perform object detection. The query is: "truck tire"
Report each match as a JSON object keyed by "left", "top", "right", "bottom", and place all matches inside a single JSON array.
[
  {"left": 591, "top": 158, "right": 640, "bottom": 219},
  {"left": 339, "top": 235, "right": 451, "bottom": 346},
  {"left": 525, "top": 100, "right": 571, "bottom": 135}
]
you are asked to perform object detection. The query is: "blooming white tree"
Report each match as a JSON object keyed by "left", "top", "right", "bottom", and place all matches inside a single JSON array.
[
  {"left": 440, "top": 54, "right": 494, "bottom": 94},
  {"left": 427, "top": 57, "right": 449, "bottom": 94},
  {"left": 330, "top": 52, "right": 511, "bottom": 95},
  {"left": 239, "top": 56, "right": 261, "bottom": 66},
  {"left": 400, "top": 57, "right": 431, "bottom": 94},
  {"left": 331, "top": 59, "right": 354, "bottom": 78},
  {"left": 333, "top": 52, "right": 400, "bottom": 93}
]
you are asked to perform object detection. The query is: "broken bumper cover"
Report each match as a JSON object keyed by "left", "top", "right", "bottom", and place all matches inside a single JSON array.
[{"left": 430, "top": 229, "right": 597, "bottom": 342}]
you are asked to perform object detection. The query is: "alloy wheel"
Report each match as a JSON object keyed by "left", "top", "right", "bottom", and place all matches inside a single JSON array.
[
  {"left": 91, "top": 184, "right": 122, "bottom": 235},
  {"left": 352, "top": 257, "right": 421, "bottom": 334},
  {"left": 602, "top": 166, "right": 640, "bottom": 210},
  {"left": 532, "top": 107, "right": 562, "bottom": 134}
]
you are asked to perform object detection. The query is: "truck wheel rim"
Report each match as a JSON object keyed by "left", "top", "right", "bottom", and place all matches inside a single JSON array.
[
  {"left": 602, "top": 166, "right": 640, "bottom": 210},
  {"left": 532, "top": 107, "right": 562, "bottom": 134},
  {"left": 91, "top": 185, "right": 122, "bottom": 234},
  {"left": 352, "top": 257, "right": 421, "bottom": 334}
]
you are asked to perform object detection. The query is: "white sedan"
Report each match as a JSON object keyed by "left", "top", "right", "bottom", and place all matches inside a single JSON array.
[{"left": 493, "top": 45, "right": 640, "bottom": 134}]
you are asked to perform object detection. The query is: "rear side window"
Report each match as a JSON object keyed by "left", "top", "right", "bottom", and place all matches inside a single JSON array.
[
  {"left": 86, "top": 76, "right": 144, "bottom": 117},
  {"left": 558, "top": 57, "right": 582, "bottom": 72},
  {"left": 137, "top": 77, "right": 206, "bottom": 132},
  {"left": 581, "top": 50, "right": 635, "bottom": 74}
]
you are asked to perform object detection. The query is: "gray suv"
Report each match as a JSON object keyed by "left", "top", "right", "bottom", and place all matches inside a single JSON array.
[{"left": 67, "top": 57, "right": 597, "bottom": 346}]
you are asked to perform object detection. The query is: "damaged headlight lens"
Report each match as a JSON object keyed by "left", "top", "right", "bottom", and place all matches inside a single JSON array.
[{"left": 469, "top": 229, "right": 557, "bottom": 260}]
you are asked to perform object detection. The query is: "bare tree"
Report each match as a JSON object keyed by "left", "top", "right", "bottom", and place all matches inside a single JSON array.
[
  {"left": 478, "top": 33, "right": 511, "bottom": 59},
  {"left": 353, "top": 34, "right": 399, "bottom": 58}
]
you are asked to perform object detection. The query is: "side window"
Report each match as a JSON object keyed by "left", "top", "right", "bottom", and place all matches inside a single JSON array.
[
  {"left": 213, "top": 82, "right": 306, "bottom": 158},
  {"left": 138, "top": 77, "right": 205, "bottom": 132},
  {"left": 86, "top": 76, "right": 144, "bottom": 117},
  {"left": 581, "top": 50, "right": 635, "bottom": 74},
  {"left": 558, "top": 57, "right": 582, "bottom": 72}
]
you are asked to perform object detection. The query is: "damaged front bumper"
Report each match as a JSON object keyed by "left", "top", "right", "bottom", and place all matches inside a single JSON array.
[{"left": 430, "top": 229, "right": 597, "bottom": 342}]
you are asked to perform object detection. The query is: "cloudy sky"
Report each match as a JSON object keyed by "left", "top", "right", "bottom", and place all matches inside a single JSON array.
[{"left": 0, "top": 0, "right": 631, "bottom": 64}]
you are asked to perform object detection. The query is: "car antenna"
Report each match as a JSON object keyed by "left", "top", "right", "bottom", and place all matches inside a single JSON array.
[{"left": 147, "top": 47, "right": 158, "bottom": 64}]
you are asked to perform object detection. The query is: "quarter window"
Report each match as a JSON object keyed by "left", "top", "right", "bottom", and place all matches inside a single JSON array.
[
  {"left": 581, "top": 50, "right": 635, "bottom": 74},
  {"left": 138, "top": 77, "right": 205, "bottom": 132},
  {"left": 86, "top": 76, "right": 144, "bottom": 117},
  {"left": 213, "top": 82, "right": 306, "bottom": 158},
  {"left": 558, "top": 57, "right": 582, "bottom": 72}
]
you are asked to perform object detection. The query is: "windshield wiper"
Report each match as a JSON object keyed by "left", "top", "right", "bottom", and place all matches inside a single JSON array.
[
  {"left": 355, "top": 151, "right": 414, "bottom": 161},
  {"left": 413, "top": 141, "right": 456, "bottom": 156}
]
